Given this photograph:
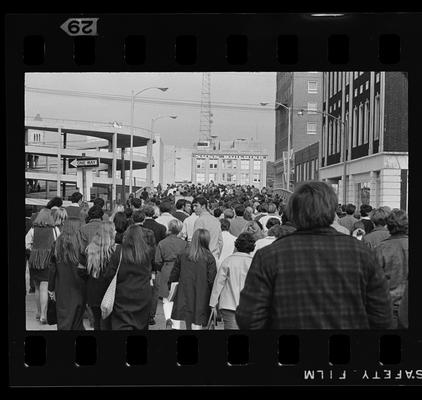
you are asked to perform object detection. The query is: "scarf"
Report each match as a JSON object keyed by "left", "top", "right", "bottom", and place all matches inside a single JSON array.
[{"left": 28, "top": 227, "right": 56, "bottom": 270}]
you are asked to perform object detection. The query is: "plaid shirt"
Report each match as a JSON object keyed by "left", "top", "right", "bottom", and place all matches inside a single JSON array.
[{"left": 236, "top": 227, "right": 392, "bottom": 329}]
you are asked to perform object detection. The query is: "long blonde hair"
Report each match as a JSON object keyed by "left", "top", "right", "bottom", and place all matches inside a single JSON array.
[
  {"left": 187, "top": 229, "right": 210, "bottom": 262},
  {"left": 86, "top": 221, "right": 116, "bottom": 278}
]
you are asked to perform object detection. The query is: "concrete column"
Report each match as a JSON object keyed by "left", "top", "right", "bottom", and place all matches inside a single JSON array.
[
  {"left": 112, "top": 132, "right": 117, "bottom": 208},
  {"left": 368, "top": 72, "right": 375, "bottom": 155},
  {"left": 369, "top": 170, "right": 378, "bottom": 207},
  {"left": 379, "top": 169, "right": 401, "bottom": 209},
  {"left": 146, "top": 138, "right": 153, "bottom": 187},
  {"left": 379, "top": 72, "right": 386, "bottom": 153},
  {"left": 56, "top": 127, "right": 62, "bottom": 196},
  {"left": 261, "top": 158, "right": 267, "bottom": 189},
  {"left": 348, "top": 174, "right": 355, "bottom": 205}
]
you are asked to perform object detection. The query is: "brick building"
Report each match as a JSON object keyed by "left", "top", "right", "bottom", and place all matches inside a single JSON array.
[{"left": 319, "top": 71, "right": 408, "bottom": 210}]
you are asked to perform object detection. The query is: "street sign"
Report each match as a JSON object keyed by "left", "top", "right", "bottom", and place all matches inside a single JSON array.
[{"left": 69, "top": 158, "right": 99, "bottom": 168}]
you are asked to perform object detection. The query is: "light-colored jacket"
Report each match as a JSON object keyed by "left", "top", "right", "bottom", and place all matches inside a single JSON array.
[
  {"left": 209, "top": 252, "right": 253, "bottom": 310},
  {"left": 181, "top": 213, "right": 198, "bottom": 242},
  {"left": 217, "top": 231, "right": 236, "bottom": 269},
  {"left": 194, "top": 211, "right": 223, "bottom": 259},
  {"left": 252, "top": 236, "right": 276, "bottom": 256}
]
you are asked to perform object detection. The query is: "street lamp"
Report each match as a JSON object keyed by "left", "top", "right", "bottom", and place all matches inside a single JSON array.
[
  {"left": 129, "top": 87, "right": 168, "bottom": 197},
  {"left": 297, "top": 107, "right": 348, "bottom": 205},
  {"left": 150, "top": 114, "right": 178, "bottom": 187},
  {"left": 260, "top": 102, "right": 292, "bottom": 191}
]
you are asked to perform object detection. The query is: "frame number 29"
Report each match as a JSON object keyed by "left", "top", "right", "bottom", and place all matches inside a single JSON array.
[{"left": 60, "top": 18, "right": 99, "bottom": 36}]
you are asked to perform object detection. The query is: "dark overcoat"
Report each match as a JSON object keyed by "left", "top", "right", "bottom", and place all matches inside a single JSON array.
[
  {"left": 104, "top": 245, "right": 152, "bottom": 330},
  {"left": 169, "top": 250, "right": 217, "bottom": 326}
]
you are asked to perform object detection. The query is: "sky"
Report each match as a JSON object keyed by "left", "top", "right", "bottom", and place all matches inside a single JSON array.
[{"left": 25, "top": 72, "right": 277, "bottom": 160}]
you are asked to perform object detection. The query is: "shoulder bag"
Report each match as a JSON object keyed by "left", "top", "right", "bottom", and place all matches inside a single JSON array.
[{"left": 100, "top": 250, "right": 123, "bottom": 320}]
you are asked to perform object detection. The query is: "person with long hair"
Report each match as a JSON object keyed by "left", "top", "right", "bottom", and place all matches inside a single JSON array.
[
  {"left": 52, "top": 207, "right": 67, "bottom": 232},
  {"left": 103, "top": 225, "right": 153, "bottom": 330},
  {"left": 48, "top": 219, "right": 86, "bottom": 330},
  {"left": 168, "top": 228, "right": 217, "bottom": 330},
  {"left": 84, "top": 221, "right": 116, "bottom": 330},
  {"left": 25, "top": 208, "right": 61, "bottom": 324}
]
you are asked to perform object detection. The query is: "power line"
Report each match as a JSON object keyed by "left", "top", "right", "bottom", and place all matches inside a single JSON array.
[{"left": 25, "top": 86, "right": 273, "bottom": 112}]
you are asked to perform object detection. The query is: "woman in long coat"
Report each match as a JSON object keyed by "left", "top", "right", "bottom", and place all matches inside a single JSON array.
[
  {"left": 155, "top": 219, "right": 187, "bottom": 298},
  {"left": 169, "top": 228, "right": 217, "bottom": 330},
  {"left": 48, "top": 218, "right": 86, "bottom": 330},
  {"left": 104, "top": 225, "right": 152, "bottom": 330}
]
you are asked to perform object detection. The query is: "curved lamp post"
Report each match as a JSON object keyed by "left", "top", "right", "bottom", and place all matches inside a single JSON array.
[{"left": 129, "top": 87, "right": 168, "bottom": 198}]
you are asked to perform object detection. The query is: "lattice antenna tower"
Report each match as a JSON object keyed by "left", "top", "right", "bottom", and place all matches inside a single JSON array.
[{"left": 199, "top": 72, "right": 212, "bottom": 141}]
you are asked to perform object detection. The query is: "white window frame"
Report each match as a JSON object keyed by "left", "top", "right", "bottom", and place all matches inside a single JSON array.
[
  {"left": 308, "top": 81, "right": 318, "bottom": 94},
  {"left": 358, "top": 103, "right": 363, "bottom": 146},
  {"left": 307, "top": 102, "right": 318, "bottom": 114},
  {"left": 364, "top": 100, "right": 369, "bottom": 144},
  {"left": 253, "top": 160, "right": 261, "bottom": 170},
  {"left": 240, "top": 159, "right": 250, "bottom": 170},
  {"left": 307, "top": 122, "right": 317, "bottom": 135}
]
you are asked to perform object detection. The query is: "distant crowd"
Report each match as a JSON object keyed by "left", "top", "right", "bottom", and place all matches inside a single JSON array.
[{"left": 25, "top": 181, "right": 408, "bottom": 330}]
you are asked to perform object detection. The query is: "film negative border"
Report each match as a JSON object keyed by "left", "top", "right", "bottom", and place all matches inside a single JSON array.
[{"left": 7, "top": 12, "right": 420, "bottom": 386}]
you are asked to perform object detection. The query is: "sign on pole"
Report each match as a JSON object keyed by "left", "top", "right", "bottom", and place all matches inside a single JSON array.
[{"left": 69, "top": 158, "right": 99, "bottom": 168}]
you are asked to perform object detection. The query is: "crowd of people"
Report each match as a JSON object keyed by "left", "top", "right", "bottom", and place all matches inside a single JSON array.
[{"left": 25, "top": 181, "right": 408, "bottom": 330}]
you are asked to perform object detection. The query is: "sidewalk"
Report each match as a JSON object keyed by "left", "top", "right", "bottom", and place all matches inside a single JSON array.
[{"left": 26, "top": 294, "right": 223, "bottom": 330}]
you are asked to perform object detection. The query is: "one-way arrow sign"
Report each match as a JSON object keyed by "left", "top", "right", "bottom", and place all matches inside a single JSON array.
[{"left": 69, "top": 158, "right": 99, "bottom": 168}]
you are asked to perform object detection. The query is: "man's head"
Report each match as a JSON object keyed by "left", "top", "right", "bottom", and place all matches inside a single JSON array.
[
  {"left": 370, "top": 207, "right": 390, "bottom": 227},
  {"left": 131, "top": 198, "right": 142, "bottom": 210},
  {"left": 220, "top": 218, "right": 231, "bottom": 232},
  {"left": 168, "top": 219, "right": 183, "bottom": 235},
  {"left": 287, "top": 181, "right": 337, "bottom": 230},
  {"left": 184, "top": 201, "right": 192, "bottom": 215},
  {"left": 143, "top": 205, "right": 155, "bottom": 218},
  {"left": 132, "top": 210, "right": 146, "bottom": 224},
  {"left": 70, "top": 192, "right": 83, "bottom": 205},
  {"left": 93, "top": 197, "right": 105, "bottom": 209},
  {"left": 87, "top": 205, "right": 104, "bottom": 221},
  {"left": 266, "top": 217, "right": 281, "bottom": 230},
  {"left": 223, "top": 208, "right": 234, "bottom": 219},
  {"left": 234, "top": 204, "right": 245, "bottom": 217},
  {"left": 345, "top": 203, "right": 356, "bottom": 215},
  {"left": 386, "top": 209, "right": 408, "bottom": 235},
  {"left": 175, "top": 199, "right": 186, "bottom": 211},
  {"left": 214, "top": 208, "right": 223, "bottom": 218},
  {"left": 360, "top": 204, "right": 372, "bottom": 217},
  {"left": 234, "top": 232, "right": 256, "bottom": 254},
  {"left": 192, "top": 197, "right": 208, "bottom": 215},
  {"left": 159, "top": 201, "right": 172, "bottom": 214}
]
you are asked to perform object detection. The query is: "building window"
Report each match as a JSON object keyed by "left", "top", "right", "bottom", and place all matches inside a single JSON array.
[
  {"left": 253, "top": 174, "right": 261, "bottom": 183},
  {"left": 365, "top": 80, "right": 369, "bottom": 91},
  {"left": 346, "top": 94, "right": 349, "bottom": 103},
  {"left": 333, "top": 121, "right": 337, "bottom": 153},
  {"left": 223, "top": 159, "right": 233, "bottom": 169},
  {"left": 353, "top": 107, "right": 358, "bottom": 147},
  {"left": 328, "top": 121, "right": 333, "bottom": 155},
  {"left": 253, "top": 160, "right": 261, "bottom": 170},
  {"left": 196, "top": 159, "right": 205, "bottom": 169},
  {"left": 338, "top": 100, "right": 341, "bottom": 108},
  {"left": 354, "top": 88, "right": 358, "bottom": 97},
  {"left": 308, "top": 81, "right": 318, "bottom": 94},
  {"left": 307, "top": 102, "right": 317, "bottom": 114},
  {"left": 333, "top": 103, "right": 336, "bottom": 111},
  {"left": 359, "top": 71, "right": 364, "bottom": 76},
  {"left": 354, "top": 71, "right": 359, "bottom": 79},
  {"left": 240, "top": 173, "right": 249, "bottom": 185},
  {"left": 339, "top": 72, "right": 342, "bottom": 89},
  {"left": 241, "top": 159, "right": 250, "bottom": 170},
  {"left": 374, "top": 95, "right": 380, "bottom": 140},
  {"left": 333, "top": 72, "right": 337, "bottom": 94},
  {"left": 307, "top": 122, "right": 317, "bottom": 135},
  {"left": 329, "top": 73, "right": 333, "bottom": 97},
  {"left": 209, "top": 159, "right": 218, "bottom": 169},
  {"left": 196, "top": 173, "right": 205, "bottom": 183},
  {"left": 376, "top": 72, "right": 380, "bottom": 83},
  {"left": 346, "top": 72, "right": 350, "bottom": 85},
  {"left": 358, "top": 103, "right": 363, "bottom": 146},
  {"left": 364, "top": 101, "right": 369, "bottom": 143},
  {"left": 359, "top": 84, "right": 363, "bottom": 94}
]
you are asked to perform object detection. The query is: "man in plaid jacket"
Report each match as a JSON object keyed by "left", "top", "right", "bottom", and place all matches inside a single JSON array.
[{"left": 236, "top": 181, "right": 393, "bottom": 330}]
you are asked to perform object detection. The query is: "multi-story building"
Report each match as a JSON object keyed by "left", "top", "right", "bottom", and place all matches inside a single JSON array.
[
  {"left": 319, "top": 71, "right": 408, "bottom": 210},
  {"left": 294, "top": 142, "right": 319, "bottom": 184},
  {"left": 191, "top": 138, "right": 268, "bottom": 188},
  {"left": 266, "top": 161, "right": 275, "bottom": 188},
  {"left": 274, "top": 72, "right": 323, "bottom": 190}
]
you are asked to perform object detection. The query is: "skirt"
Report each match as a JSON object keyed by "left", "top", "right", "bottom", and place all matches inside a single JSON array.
[{"left": 30, "top": 268, "right": 49, "bottom": 284}]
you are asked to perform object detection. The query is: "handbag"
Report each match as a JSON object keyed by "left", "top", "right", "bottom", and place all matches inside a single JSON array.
[
  {"left": 100, "top": 251, "right": 122, "bottom": 320},
  {"left": 47, "top": 297, "right": 57, "bottom": 325},
  {"left": 206, "top": 307, "right": 217, "bottom": 330}
]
